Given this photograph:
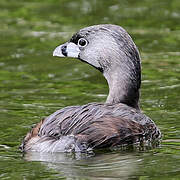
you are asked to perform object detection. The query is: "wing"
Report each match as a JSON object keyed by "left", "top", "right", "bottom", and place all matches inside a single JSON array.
[{"left": 72, "top": 115, "right": 160, "bottom": 150}]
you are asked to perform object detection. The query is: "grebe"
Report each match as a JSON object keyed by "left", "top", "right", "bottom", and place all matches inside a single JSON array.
[{"left": 20, "top": 24, "right": 161, "bottom": 152}]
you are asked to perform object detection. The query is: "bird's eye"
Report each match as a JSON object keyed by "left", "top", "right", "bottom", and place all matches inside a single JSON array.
[{"left": 78, "top": 38, "right": 88, "bottom": 47}]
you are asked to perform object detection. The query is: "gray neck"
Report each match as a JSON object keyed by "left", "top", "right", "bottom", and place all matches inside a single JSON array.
[{"left": 104, "top": 64, "right": 141, "bottom": 110}]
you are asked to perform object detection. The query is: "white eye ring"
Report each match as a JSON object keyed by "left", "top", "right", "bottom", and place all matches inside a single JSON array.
[{"left": 77, "top": 38, "right": 88, "bottom": 47}]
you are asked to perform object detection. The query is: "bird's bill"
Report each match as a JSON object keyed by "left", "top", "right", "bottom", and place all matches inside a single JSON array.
[{"left": 53, "top": 42, "right": 80, "bottom": 58}]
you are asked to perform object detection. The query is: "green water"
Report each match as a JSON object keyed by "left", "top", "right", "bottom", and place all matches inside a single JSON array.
[{"left": 0, "top": 0, "right": 180, "bottom": 179}]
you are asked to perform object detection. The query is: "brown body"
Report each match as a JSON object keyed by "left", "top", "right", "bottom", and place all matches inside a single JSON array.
[{"left": 21, "top": 103, "right": 160, "bottom": 152}]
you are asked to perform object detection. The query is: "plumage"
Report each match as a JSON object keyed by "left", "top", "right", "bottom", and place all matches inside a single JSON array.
[{"left": 20, "top": 24, "right": 161, "bottom": 153}]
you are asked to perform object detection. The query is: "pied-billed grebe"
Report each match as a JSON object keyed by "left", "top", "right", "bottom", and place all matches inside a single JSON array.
[{"left": 20, "top": 24, "right": 161, "bottom": 153}]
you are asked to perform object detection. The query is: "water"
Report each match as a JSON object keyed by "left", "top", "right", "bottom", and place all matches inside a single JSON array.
[{"left": 0, "top": 0, "right": 179, "bottom": 179}]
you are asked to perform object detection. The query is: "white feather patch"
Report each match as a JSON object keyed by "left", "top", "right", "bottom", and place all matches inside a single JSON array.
[{"left": 66, "top": 42, "right": 80, "bottom": 58}]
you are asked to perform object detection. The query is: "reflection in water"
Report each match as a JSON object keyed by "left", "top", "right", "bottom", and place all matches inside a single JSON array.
[{"left": 25, "top": 151, "right": 140, "bottom": 180}]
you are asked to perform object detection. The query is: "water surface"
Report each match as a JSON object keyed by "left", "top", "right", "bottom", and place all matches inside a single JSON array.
[{"left": 0, "top": 0, "right": 180, "bottom": 179}]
